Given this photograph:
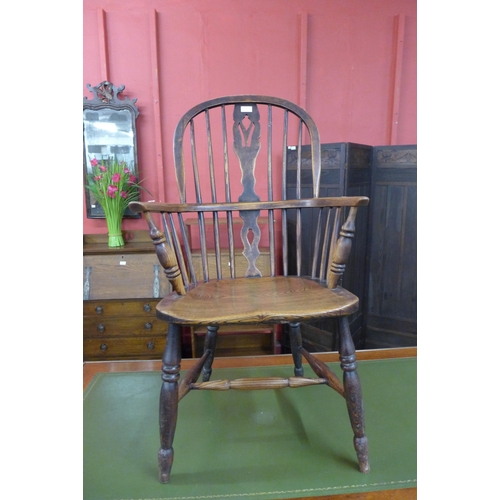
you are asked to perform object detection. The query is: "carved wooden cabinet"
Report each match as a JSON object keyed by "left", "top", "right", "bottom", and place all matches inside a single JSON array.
[{"left": 83, "top": 232, "right": 171, "bottom": 361}]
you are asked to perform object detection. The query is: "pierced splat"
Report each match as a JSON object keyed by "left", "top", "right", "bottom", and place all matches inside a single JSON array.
[{"left": 232, "top": 104, "right": 263, "bottom": 277}]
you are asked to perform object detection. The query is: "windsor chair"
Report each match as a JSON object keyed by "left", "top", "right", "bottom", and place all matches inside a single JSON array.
[{"left": 130, "top": 95, "right": 370, "bottom": 483}]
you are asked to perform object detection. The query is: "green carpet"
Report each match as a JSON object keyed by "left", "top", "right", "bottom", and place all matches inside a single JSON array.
[{"left": 83, "top": 357, "right": 416, "bottom": 499}]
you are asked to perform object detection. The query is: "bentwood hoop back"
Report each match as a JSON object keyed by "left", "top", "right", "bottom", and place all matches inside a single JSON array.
[{"left": 130, "top": 95, "right": 370, "bottom": 483}]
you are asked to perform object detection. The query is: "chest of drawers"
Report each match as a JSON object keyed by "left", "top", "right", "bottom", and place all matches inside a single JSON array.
[
  {"left": 83, "top": 231, "right": 171, "bottom": 361},
  {"left": 83, "top": 298, "right": 166, "bottom": 360}
]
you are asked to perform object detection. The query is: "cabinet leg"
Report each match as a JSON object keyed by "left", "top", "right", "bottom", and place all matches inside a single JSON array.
[
  {"left": 289, "top": 322, "right": 304, "bottom": 377},
  {"left": 338, "top": 317, "right": 370, "bottom": 473},
  {"left": 158, "top": 323, "right": 181, "bottom": 483},
  {"left": 202, "top": 325, "right": 218, "bottom": 382}
]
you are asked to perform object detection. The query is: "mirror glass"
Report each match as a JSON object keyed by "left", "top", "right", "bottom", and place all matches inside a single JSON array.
[{"left": 83, "top": 82, "right": 140, "bottom": 218}]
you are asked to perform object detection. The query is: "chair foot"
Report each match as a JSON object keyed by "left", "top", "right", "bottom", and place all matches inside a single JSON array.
[
  {"left": 158, "top": 447, "right": 174, "bottom": 483},
  {"left": 338, "top": 317, "right": 370, "bottom": 474},
  {"left": 354, "top": 436, "right": 370, "bottom": 473}
]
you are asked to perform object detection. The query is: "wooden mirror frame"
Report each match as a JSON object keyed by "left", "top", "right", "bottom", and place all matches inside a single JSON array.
[{"left": 83, "top": 81, "right": 140, "bottom": 218}]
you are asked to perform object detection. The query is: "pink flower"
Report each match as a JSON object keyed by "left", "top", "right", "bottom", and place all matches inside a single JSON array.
[
  {"left": 93, "top": 175, "right": 102, "bottom": 181},
  {"left": 112, "top": 173, "right": 121, "bottom": 183},
  {"left": 120, "top": 191, "right": 128, "bottom": 198},
  {"left": 124, "top": 168, "right": 131, "bottom": 174},
  {"left": 107, "top": 185, "right": 118, "bottom": 197},
  {"left": 99, "top": 165, "right": 107, "bottom": 172},
  {"left": 128, "top": 175, "right": 138, "bottom": 185},
  {"left": 91, "top": 158, "right": 99, "bottom": 167}
]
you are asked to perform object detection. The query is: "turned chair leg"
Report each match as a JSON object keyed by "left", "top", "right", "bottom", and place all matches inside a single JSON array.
[
  {"left": 338, "top": 317, "right": 370, "bottom": 473},
  {"left": 202, "top": 325, "right": 218, "bottom": 382},
  {"left": 158, "top": 323, "right": 182, "bottom": 483},
  {"left": 289, "top": 322, "right": 304, "bottom": 377}
]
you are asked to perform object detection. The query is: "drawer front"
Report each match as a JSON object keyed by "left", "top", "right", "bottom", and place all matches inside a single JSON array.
[
  {"left": 83, "top": 253, "right": 171, "bottom": 300},
  {"left": 83, "top": 299, "right": 160, "bottom": 317},
  {"left": 83, "top": 316, "right": 167, "bottom": 337},
  {"left": 83, "top": 336, "right": 166, "bottom": 360}
]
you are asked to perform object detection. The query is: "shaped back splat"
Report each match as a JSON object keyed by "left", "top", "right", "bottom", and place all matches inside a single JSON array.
[{"left": 233, "top": 103, "right": 262, "bottom": 277}]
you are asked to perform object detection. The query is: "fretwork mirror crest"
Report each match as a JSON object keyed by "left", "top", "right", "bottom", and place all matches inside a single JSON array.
[{"left": 83, "top": 81, "right": 140, "bottom": 218}]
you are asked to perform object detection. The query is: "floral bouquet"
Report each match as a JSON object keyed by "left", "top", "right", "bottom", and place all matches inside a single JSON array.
[{"left": 86, "top": 156, "right": 147, "bottom": 247}]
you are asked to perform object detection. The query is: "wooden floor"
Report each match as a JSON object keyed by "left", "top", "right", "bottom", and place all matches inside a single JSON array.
[{"left": 84, "top": 346, "right": 417, "bottom": 500}]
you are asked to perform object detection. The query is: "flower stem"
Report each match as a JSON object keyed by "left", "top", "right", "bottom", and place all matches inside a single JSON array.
[{"left": 105, "top": 211, "right": 124, "bottom": 247}]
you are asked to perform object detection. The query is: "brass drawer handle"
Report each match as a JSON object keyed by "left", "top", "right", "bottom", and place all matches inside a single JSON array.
[
  {"left": 97, "top": 323, "right": 105, "bottom": 333},
  {"left": 100, "top": 343, "right": 108, "bottom": 351},
  {"left": 95, "top": 306, "right": 103, "bottom": 314},
  {"left": 147, "top": 342, "right": 155, "bottom": 350},
  {"left": 143, "top": 303, "right": 151, "bottom": 313},
  {"left": 145, "top": 322, "right": 153, "bottom": 330}
]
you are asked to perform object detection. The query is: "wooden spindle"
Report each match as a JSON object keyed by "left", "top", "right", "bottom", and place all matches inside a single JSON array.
[
  {"left": 221, "top": 105, "right": 231, "bottom": 202},
  {"left": 191, "top": 376, "right": 328, "bottom": 391},
  {"left": 296, "top": 207, "right": 302, "bottom": 276},
  {"left": 318, "top": 207, "right": 331, "bottom": 282},
  {"left": 198, "top": 213, "right": 209, "bottom": 282},
  {"left": 281, "top": 110, "right": 288, "bottom": 201},
  {"left": 311, "top": 207, "right": 324, "bottom": 279},
  {"left": 282, "top": 208, "right": 288, "bottom": 276},
  {"left": 177, "top": 213, "right": 197, "bottom": 286},
  {"left": 227, "top": 211, "right": 236, "bottom": 278},
  {"left": 205, "top": 109, "right": 217, "bottom": 202},
  {"left": 300, "top": 347, "right": 345, "bottom": 397},
  {"left": 296, "top": 121, "right": 302, "bottom": 199},
  {"left": 267, "top": 105, "right": 273, "bottom": 201},
  {"left": 189, "top": 120, "right": 202, "bottom": 204},
  {"left": 213, "top": 212, "right": 222, "bottom": 279},
  {"left": 178, "top": 350, "right": 210, "bottom": 401},
  {"left": 268, "top": 209, "right": 275, "bottom": 276}
]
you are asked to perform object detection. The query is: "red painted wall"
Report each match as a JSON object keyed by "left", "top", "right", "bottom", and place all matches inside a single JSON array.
[{"left": 83, "top": 0, "right": 416, "bottom": 234}]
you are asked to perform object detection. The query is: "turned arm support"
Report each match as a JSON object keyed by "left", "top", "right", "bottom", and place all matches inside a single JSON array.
[
  {"left": 142, "top": 211, "right": 186, "bottom": 295},
  {"left": 327, "top": 206, "right": 358, "bottom": 289}
]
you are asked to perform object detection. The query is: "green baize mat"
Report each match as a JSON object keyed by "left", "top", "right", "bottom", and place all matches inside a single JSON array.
[{"left": 84, "top": 357, "right": 416, "bottom": 499}]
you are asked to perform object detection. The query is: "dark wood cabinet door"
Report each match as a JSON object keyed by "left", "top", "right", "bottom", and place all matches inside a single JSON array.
[{"left": 365, "top": 145, "right": 417, "bottom": 348}]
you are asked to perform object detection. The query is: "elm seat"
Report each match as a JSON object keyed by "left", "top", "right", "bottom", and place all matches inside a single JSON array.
[
  {"left": 156, "top": 276, "right": 359, "bottom": 325},
  {"left": 130, "top": 95, "right": 370, "bottom": 484}
]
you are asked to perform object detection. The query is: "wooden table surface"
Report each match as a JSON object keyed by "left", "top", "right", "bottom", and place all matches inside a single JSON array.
[{"left": 84, "top": 347, "right": 417, "bottom": 500}]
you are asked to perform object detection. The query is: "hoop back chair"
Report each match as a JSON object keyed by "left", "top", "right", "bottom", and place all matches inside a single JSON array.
[{"left": 130, "top": 95, "right": 370, "bottom": 483}]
